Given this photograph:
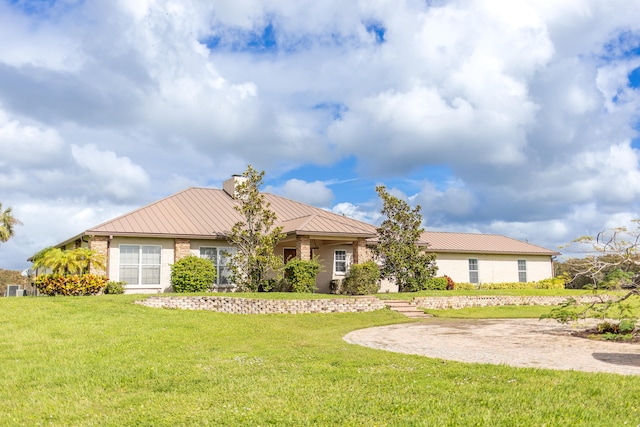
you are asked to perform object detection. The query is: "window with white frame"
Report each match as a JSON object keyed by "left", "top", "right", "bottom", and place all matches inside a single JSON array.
[
  {"left": 119, "top": 245, "right": 161, "bottom": 286},
  {"left": 468, "top": 258, "right": 479, "bottom": 284},
  {"left": 200, "top": 247, "right": 236, "bottom": 285},
  {"left": 334, "top": 250, "right": 347, "bottom": 274},
  {"left": 518, "top": 259, "right": 527, "bottom": 283}
]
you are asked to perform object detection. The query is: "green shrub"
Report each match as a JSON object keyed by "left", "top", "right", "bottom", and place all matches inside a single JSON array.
[
  {"left": 257, "top": 278, "right": 278, "bottom": 292},
  {"left": 596, "top": 321, "right": 619, "bottom": 334},
  {"left": 534, "top": 278, "right": 566, "bottom": 289},
  {"left": 619, "top": 319, "right": 636, "bottom": 334},
  {"left": 35, "top": 274, "right": 108, "bottom": 296},
  {"left": 171, "top": 255, "right": 216, "bottom": 293},
  {"left": 104, "top": 281, "right": 126, "bottom": 294},
  {"left": 422, "top": 277, "right": 447, "bottom": 290},
  {"left": 454, "top": 282, "right": 476, "bottom": 290},
  {"left": 453, "top": 278, "right": 565, "bottom": 290},
  {"left": 330, "top": 279, "right": 343, "bottom": 294},
  {"left": 283, "top": 258, "right": 321, "bottom": 293},
  {"left": 601, "top": 269, "right": 635, "bottom": 289},
  {"left": 342, "top": 261, "right": 380, "bottom": 295}
]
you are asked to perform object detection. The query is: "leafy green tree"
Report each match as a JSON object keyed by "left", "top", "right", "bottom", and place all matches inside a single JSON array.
[
  {"left": 32, "top": 247, "right": 105, "bottom": 276},
  {"left": 227, "top": 165, "right": 285, "bottom": 292},
  {"left": 0, "top": 203, "right": 21, "bottom": 243},
  {"left": 373, "top": 186, "right": 437, "bottom": 292},
  {"left": 171, "top": 255, "right": 216, "bottom": 293}
]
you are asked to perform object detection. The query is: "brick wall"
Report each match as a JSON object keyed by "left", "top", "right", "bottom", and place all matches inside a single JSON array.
[
  {"left": 135, "top": 296, "right": 385, "bottom": 314},
  {"left": 296, "top": 235, "right": 311, "bottom": 261},
  {"left": 352, "top": 238, "right": 371, "bottom": 264},
  {"left": 412, "top": 294, "right": 616, "bottom": 310},
  {"left": 174, "top": 239, "right": 191, "bottom": 262},
  {"left": 89, "top": 236, "right": 109, "bottom": 276}
]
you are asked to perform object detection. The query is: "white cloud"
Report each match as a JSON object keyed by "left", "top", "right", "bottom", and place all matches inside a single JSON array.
[
  {"left": 332, "top": 202, "right": 381, "bottom": 225},
  {"left": 0, "top": 2, "right": 83, "bottom": 71},
  {"left": 412, "top": 180, "right": 477, "bottom": 221},
  {"left": 0, "top": 111, "right": 66, "bottom": 167},
  {"left": 1, "top": 0, "right": 640, "bottom": 269},
  {"left": 0, "top": 198, "right": 135, "bottom": 270},
  {"left": 71, "top": 144, "right": 150, "bottom": 201},
  {"left": 265, "top": 179, "right": 334, "bottom": 207}
]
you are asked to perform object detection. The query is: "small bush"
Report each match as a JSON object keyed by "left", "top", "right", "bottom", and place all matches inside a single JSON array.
[
  {"left": 35, "top": 274, "right": 108, "bottom": 296},
  {"left": 104, "top": 281, "right": 126, "bottom": 294},
  {"left": 330, "top": 279, "right": 343, "bottom": 294},
  {"left": 171, "top": 255, "right": 216, "bottom": 293},
  {"left": 454, "top": 282, "right": 477, "bottom": 290},
  {"left": 342, "top": 261, "right": 380, "bottom": 295},
  {"left": 266, "top": 277, "right": 289, "bottom": 292},
  {"left": 619, "top": 319, "right": 636, "bottom": 334},
  {"left": 257, "top": 278, "right": 281, "bottom": 292},
  {"left": 422, "top": 277, "right": 449, "bottom": 290},
  {"left": 597, "top": 321, "right": 619, "bottom": 334},
  {"left": 451, "top": 278, "right": 564, "bottom": 290},
  {"left": 534, "top": 278, "right": 566, "bottom": 289},
  {"left": 445, "top": 275, "right": 455, "bottom": 290},
  {"left": 284, "top": 258, "right": 321, "bottom": 293}
]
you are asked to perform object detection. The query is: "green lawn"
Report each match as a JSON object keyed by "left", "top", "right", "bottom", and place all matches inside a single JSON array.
[
  {"left": 424, "top": 304, "right": 557, "bottom": 318},
  {"left": 1, "top": 295, "right": 639, "bottom": 426}
]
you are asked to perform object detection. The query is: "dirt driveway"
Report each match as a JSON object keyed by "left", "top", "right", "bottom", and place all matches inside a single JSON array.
[{"left": 343, "top": 318, "right": 640, "bottom": 376}]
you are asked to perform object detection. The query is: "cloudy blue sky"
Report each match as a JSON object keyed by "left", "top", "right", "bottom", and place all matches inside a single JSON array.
[{"left": 1, "top": 0, "right": 640, "bottom": 270}]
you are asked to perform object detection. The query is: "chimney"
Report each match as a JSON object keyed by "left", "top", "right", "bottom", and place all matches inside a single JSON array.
[{"left": 223, "top": 175, "right": 248, "bottom": 199}]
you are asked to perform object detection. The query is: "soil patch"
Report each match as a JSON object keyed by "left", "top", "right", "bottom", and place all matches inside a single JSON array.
[{"left": 343, "top": 318, "right": 640, "bottom": 375}]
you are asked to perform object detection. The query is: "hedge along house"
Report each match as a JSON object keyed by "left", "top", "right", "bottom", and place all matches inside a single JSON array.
[{"left": 40, "top": 176, "right": 559, "bottom": 294}]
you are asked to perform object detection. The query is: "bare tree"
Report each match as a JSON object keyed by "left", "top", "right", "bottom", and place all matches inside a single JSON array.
[{"left": 545, "top": 221, "right": 640, "bottom": 327}]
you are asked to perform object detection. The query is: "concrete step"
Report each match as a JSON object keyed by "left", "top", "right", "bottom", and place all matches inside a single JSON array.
[{"left": 383, "top": 300, "right": 432, "bottom": 318}]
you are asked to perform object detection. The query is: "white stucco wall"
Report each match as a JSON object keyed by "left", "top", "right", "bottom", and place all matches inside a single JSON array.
[
  {"left": 107, "top": 237, "right": 175, "bottom": 294},
  {"left": 314, "top": 244, "right": 354, "bottom": 293},
  {"left": 434, "top": 253, "right": 554, "bottom": 284},
  {"left": 105, "top": 235, "right": 554, "bottom": 294}
]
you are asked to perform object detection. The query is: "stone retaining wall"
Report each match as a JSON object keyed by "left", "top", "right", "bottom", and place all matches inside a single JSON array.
[
  {"left": 135, "top": 294, "right": 617, "bottom": 314},
  {"left": 136, "top": 296, "right": 385, "bottom": 314},
  {"left": 412, "top": 295, "right": 616, "bottom": 310}
]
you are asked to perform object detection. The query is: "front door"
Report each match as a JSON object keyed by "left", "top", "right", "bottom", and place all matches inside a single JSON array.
[{"left": 283, "top": 248, "right": 297, "bottom": 263}]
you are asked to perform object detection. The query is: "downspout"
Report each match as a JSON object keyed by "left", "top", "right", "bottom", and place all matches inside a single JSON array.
[{"left": 107, "top": 235, "right": 112, "bottom": 280}]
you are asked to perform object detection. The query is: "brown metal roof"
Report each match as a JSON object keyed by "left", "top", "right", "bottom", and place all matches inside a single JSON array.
[
  {"left": 59, "top": 187, "right": 557, "bottom": 256},
  {"left": 416, "top": 231, "right": 560, "bottom": 255},
  {"left": 85, "top": 187, "right": 377, "bottom": 239}
]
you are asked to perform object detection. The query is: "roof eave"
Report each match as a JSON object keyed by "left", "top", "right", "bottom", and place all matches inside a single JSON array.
[
  {"left": 426, "top": 249, "right": 561, "bottom": 256},
  {"left": 291, "top": 230, "right": 377, "bottom": 238},
  {"left": 83, "top": 231, "right": 231, "bottom": 240}
]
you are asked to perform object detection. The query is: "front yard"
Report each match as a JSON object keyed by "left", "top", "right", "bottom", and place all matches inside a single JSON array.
[{"left": 1, "top": 294, "right": 638, "bottom": 426}]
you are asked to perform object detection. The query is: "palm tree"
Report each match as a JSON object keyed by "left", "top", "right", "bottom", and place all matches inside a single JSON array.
[
  {"left": 0, "top": 203, "right": 21, "bottom": 243},
  {"left": 32, "top": 247, "right": 105, "bottom": 276},
  {"left": 32, "top": 247, "right": 75, "bottom": 275},
  {"left": 74, "top": 247, "right": 106, "bottom": 274}
]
